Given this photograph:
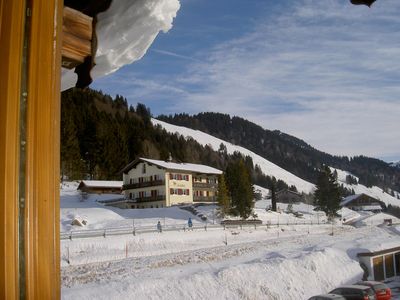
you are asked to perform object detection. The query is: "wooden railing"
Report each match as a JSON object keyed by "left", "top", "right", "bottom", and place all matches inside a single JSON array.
[
  {"left": 193, "top": 182, "right": 217, "bottom": 189},
  {"left": 123, "top": 180, "right": 165, "bottom": 190},
  {"left": 134, "top": 195, "right": 166, "bottom": 203},
  {"left": 193, "top": 196, "right": 216, "bottom": 202}
]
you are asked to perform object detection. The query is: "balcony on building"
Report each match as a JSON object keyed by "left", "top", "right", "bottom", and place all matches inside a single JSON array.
[{"left": 122, "top": 179, "right": 165, "bottom": 190}]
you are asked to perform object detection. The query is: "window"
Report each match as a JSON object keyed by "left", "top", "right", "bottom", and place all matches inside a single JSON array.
[
  {"left": 170, "top": 188, "right": 174, "bottom": 195},
  {"left": 142, "top": 163, "right": 146, "bottom": 174}
]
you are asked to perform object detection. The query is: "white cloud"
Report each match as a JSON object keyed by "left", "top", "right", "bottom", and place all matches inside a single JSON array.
[
  {"left": 157, "top": 0, "right": 400, "bottom": 160},
  {"left": 94, "top": 0, "right": 400, "bottom": 161}
]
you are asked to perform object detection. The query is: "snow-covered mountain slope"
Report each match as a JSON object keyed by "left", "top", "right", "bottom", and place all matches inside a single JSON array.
[
  {"left": 153, "top": 119, "right": 315, "bottom": 194},
  {"left": 153, "top": 118, "right": 400, "bottom": 207},
  {"left": 391, "top": 161, "right": 400, "bottom": 168},
  {"left": 331, "top": 167, "right": 400, "bottom": 208}
]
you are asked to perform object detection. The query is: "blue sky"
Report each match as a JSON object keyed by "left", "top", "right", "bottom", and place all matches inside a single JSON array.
[{"left": 93, "top": 0, "right": 400, "bottom": 162}]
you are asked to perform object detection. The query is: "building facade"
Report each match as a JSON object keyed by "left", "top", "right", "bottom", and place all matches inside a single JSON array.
[
  {"left": 121, "top": 158, "right": 222, "bottom": 208},
  {"left": 358, "top": 246, "right": 400, "bottom": 281},
  {"left": 275, "top": 189, "right": 304, "bottom": 204}
]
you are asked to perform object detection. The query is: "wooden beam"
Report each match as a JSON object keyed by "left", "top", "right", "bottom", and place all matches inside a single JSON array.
[
  {"left": 62, "top": 7, "right": 92, "bottom": 69},
  {"left": 0, "top": 0, "right": 25, "bottom": 298}
]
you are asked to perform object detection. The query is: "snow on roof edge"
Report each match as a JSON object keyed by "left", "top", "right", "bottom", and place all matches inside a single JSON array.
[
  {"left": 80, "top": 180, "right": 123, "bottom": 188},
  {"left": 140, "top": 157, "right": 223, "bottom": 175}
]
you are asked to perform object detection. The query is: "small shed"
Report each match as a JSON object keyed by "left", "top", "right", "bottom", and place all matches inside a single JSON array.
[
  {"left": 340, "top": 193, "right": 385, "bottom": 212},
  {"left": 77, "top": 180, "right": 122, "bottom": 194},
  {"left": 275, "top": 189, "right": 304, "bottom": 204},
  {"left": 358, "top": 246, "right": 400, "bottom": 281}
]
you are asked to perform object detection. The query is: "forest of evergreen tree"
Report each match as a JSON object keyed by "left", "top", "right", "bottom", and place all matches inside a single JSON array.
[
  {"left": 61, "top": 88, "right": 295, "bottom": 194},
  {"left": 158, "top": 113, "right": 400, "bottom": 192},
  {"left": 61, "top": 88, "right": 399, "bottom": 198}
]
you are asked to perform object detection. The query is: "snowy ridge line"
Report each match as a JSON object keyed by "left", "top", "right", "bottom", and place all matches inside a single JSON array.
[
  {"left": 61, "top": 221, "right": 332, "bottom": 240},
  {"left": 152, "top": 118, "right": 315, "bottom": 193}
]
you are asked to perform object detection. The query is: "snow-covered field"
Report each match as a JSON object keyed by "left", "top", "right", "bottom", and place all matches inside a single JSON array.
[{"left": 61, "top": 183, "right": 400, "bottom": 300}]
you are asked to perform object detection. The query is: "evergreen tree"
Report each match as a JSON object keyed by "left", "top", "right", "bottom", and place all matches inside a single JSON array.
[
  {"left": 271, "top": 181, "right": 277, "bottom": 212},
  {"left": 60, "top": 111, "right": 83, "bottom": 179},
  {"left": 217, "top": 174, "right": 230, "bottom": 217},
  {"left": 313, "top": 165, "right": 341, "bottom": 220},
  {"left": 225, "top": 159, "right": 254, "bottom": 219}
]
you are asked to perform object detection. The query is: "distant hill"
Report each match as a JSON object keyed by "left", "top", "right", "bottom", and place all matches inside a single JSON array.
[
  {"left": 390, "top": 161, "right": 400, "bottom": 169},
  {"left": 154, "top": 119, "right": 400, "bottom": 207},
  {"left": 158, "top": 113, "right": 400, "bottom": 192},
  {"left": 61, "top": 88, "right": 400, "bottom": 197},
  {"left": 61, "top": 88, "right": 296, "bottom": 193}
]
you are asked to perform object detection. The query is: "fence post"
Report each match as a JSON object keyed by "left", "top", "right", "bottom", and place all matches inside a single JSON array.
[
  {"left": 103, "top": 229, "right": 106, "bottom": 238},
  {"left": 133, "top": 227, "right": 136, "bottom": 236},
  {"left": 67, "top": 246, "right": 70, "bottom": 264}
]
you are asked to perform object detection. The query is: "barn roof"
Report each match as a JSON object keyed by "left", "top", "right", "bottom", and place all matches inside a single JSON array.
[{"left": 340, "top": 193, "right": 380, "bottom": 207}]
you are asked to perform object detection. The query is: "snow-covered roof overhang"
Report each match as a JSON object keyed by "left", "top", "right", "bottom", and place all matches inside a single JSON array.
[
  {"left": 78, "top": 180, "right": 123, "bottom": 189},
  {"left": 358, "top": 244, "right": 400, "bottom": 257},
  {"left": 122, "top": 158, "right": 223, "bottom": 175},
  {"left": 61, "top": 0, "right": 180, "bottom": 90}
]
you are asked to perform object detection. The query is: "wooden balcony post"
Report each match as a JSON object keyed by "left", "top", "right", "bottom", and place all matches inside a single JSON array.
[
  {"left": 0, "top": 0, "right": 25, "bottom": 298},
  {"left": 24, "top": 0, "right": 63, "bottom": 298}
]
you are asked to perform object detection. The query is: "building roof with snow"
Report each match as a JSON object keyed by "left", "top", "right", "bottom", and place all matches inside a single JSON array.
[
  {"left": 77, "top": 180, "right": 123, "bottom": 194},
  {"left": 340, "top": 194, "right": 361, "bottom": 206},
  {"left": 122, "top": 157, "right": 222, "bottom": 175},
  {"left": 340, "top": 193, "right": 385, "bottom": 209}
]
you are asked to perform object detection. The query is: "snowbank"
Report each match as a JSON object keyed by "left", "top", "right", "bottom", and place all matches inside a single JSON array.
[
  {"left": 60, "top": 183, "right": 400, "bottom": 299},
  {"left": 61, "top": 225, "right": 396, "bottom": 299}
]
